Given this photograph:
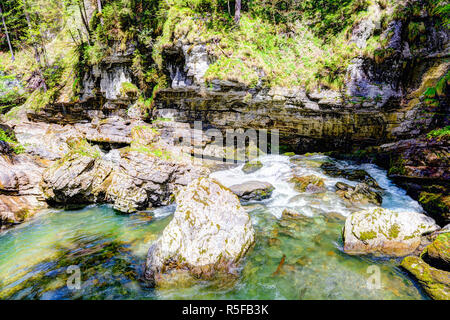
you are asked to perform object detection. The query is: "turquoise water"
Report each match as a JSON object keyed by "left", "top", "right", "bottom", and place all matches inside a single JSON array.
[{"left": 0, "top": 154, "right": 427, "bottom": 299}]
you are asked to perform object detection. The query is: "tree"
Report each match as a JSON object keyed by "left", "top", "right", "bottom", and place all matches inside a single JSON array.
[
  {"left": 0, "top": 4, "right": 15, "bottom": 61},
  {"left": 97, "top": 0, "right": 104, "bottom": 26},
  {"left": 234, "top": 0, "right": 241, "bottom": 24}
]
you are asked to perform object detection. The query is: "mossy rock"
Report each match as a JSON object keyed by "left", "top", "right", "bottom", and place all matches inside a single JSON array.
[
  {"left": 283, "top": 152, "right": 296, "bottom": 157},
  {"left": 419, "top": 192, "right": 450, "bottom": 224},
  {"left": 289, "top": 175, "right": 326, "bottom": 193},
  {"left": 343, "top": 208, "right": 440, "bottom": 257},
  {"left": 423, "top": 232, "right": 450, "bottom": 271},
  {"left": 401, "top": 256, "right": 450, "bottom": 300},
  {"left": 242, "top": 161, "right": 263, "bottom": 174}
]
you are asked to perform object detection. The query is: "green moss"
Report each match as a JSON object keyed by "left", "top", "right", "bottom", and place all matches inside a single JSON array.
[
  {"left": 0, "top": 129, "right": 24, "bottom": 154},
  {"left": 388, "top": 223, "right": 400, "bottom": 239},
  {"left": 359, "top": 230, "right": 377, "bottom": 241},
  {"left": 124, "top": 143, "right": 171, "bottom": 161},
  {"left": 120, "top": 82, "right": 140, "bottom": 98},
  {"left": 427, "top": 126, "right": 450, "bottom": 139},
  {"left": 66, "top": 138, "right": 101, "bottom": 159}
]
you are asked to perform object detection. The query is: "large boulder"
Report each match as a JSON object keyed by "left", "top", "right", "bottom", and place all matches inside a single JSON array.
[
  {"left": 343, "top": 208, "right": 440, "bottom": 257},
  {"left": 229, "top": 181, "right": 274, "bottom": 201},
  {"left": 144, "top": 178, "right": 255, "bottom": 286},
  {"left": 401, "top": 256, "right": 450, "bottom": 300}
]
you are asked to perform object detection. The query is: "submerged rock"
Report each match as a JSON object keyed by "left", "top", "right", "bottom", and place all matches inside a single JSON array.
[
  {"left": 401, "top": 256, "right": 450, "bottom": 300},
  {"left": 335, "top": 182, "right": 382, "bottom": 206},
  {"left": 282, "top": 208, "right": 307, "bottom": 220},
  {"left": 343, "top": 208, "right": 440, "bottom": 257},
  {"left": 229, "top": 181, "right": 274, "bottom": 201},
  {"left": 144, "top": 178, "right": 255, "bottom": 286},
  {"left": 242, "top": 161, "right": 263, "bottom": 174},
  {"left": 289, "top": 175, "right": 326, "bottom": 193}
]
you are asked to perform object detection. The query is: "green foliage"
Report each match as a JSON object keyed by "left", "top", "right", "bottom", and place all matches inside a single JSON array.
[
  {"left": 0, "top": 76, "right": 26, "bottom": 111},
  {"left": 66, "top": 138, "right": 101, "bottom": 159},
  {"left": 427, "top": 126, "right": 450, "bottom": 139},
  {"left": 248, "top": 0, "right": 369, "bottom": 38},
  {"left": 0, "top": 128, "right": 24, "bottom": 153},
  {"left": 120, "top": 82, "right": 140, "bottom": 98}
]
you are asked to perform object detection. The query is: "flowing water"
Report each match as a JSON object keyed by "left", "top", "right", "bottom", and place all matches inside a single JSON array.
[{"left": 0, "top": 154, "right": 428, "bottom": 299}]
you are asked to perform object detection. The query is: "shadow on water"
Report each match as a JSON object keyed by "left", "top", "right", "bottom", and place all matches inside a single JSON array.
[{"left": 0, "top": 232, "right": 154, "bottom": 300}]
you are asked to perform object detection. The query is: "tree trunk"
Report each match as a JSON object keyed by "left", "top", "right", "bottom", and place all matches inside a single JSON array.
[
  {"left": 78, "top": 0, "right": 91, "bottom": 37},
  {"left": 97, "top": 0, "right": 104, "bottom": 25},
  {"left": 234, "top": 0, "right": 241, "bottom": 25},
  {"left": 0, "top": 5, "right": 15, "bottom": 61},
  {"left": 23, "top": 0, "right": 47, "bottom": 91}
]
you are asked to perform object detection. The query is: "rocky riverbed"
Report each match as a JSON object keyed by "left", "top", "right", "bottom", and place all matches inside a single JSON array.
[{"left": 1, "top": 153, "right": 447, "bottom": 299}]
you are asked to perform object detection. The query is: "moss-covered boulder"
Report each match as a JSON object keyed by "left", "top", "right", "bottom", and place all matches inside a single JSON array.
[
  {"left": 144, "top": 178, "right": 255, "bottom": 286},
  {"left": 242, "top": 160, "right": 263, "bottom": 174},
  {"left": 229, "top": 180, "right": 274, "bottom": 201},
  {"left": 335, "top": 182, "right": 382, "bottom": 206},
  {"left": 401, "top": 256, "right": 450, "bottom": 300},
  {"left": 343, "top": 208, "right": 440, "bottom": 257},
  {"left": 289, "top": 174, "right": 326, "bottom": 193},
  {"left": 423, "top": 232, "right": 450, "bottom": 271}
]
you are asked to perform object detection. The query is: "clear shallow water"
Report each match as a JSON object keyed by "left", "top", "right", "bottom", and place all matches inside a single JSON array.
[{"left": 0, "top": 154, "right": 427, "bottom": 299}]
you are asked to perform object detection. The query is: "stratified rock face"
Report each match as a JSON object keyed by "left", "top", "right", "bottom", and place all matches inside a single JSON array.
[
  {"left": 343, "top": 208, "right": 439, "bottom": 257},
  {"left": 229, "top": 181, "right": 274, "bottom": 201},
  {"left": 144, "top": 178, "right": 255, "bottom": 286},
  {"left": 27, "top": 41, "right": 137, "bottom": 124},
  {"left": 401, "top": 256, "right": 450, "bottom": 300}
]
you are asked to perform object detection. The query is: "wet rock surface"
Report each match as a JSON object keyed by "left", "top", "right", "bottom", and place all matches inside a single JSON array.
[
  {"left": 229, "top": 181, "right": 274, "bottom": 201},
  {"left": 335, "top": 182, "right": 382, "bottom": 206},
  {"left": 144, "top": 178, "right": 255, "bottom": 286},
  {"left": 321, "top": 162, "right": 380, "bottom": 189},
  {"left": 401, "top": 255, "right": 450, "bottom": 300},
  {"left": 289, "top": 175, "right": 326, "bottom": 194}
]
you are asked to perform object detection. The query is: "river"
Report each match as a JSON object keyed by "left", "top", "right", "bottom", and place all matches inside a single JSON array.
[{"left": 0, "top": 154, "right": 427, "bottom": 299}]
